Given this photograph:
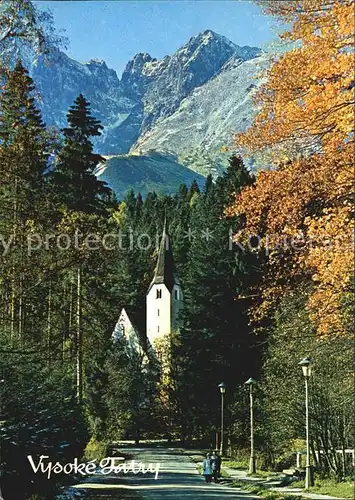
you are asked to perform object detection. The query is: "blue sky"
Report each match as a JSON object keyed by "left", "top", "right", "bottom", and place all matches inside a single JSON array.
[{"left": 35, "top": 1, "right": 277, "bottom": 76}]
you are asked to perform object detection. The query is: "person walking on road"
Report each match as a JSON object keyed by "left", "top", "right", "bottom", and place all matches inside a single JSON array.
[
  {"left": 202, "top": 453, "right": 213, "bottom": 483},
  {"left": 211, "top": 450, "right": 222, "bottom": 482}
]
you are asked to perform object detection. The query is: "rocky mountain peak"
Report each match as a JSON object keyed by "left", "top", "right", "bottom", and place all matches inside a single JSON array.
[
  {"left": 185, "top": 29, "right": 261, "bottom": 63},
  {"left": 84, "top": 58, "right": 118, "bottom": 81},
  {"left": 122, "top": 52, "right": 154, "bottom": 77},
  {"left": 120, "top": 52, "right": 155, "bottom": 98},
  {"left": 193, "top": 29, "right": 237, "bottom": 49},
  {"left": 176, "top": 29, "right": 237, "bottom": 62},
  {"left": 86, "top": 58, "right": 107, "bottom": 67}
]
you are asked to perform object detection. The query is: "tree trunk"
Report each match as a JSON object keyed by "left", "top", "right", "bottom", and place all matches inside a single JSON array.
[
  {"left": 10, "top": 174, "right": 18, "bottom": 339},
  {"left": 10, "top": 278, "right": 15, "bottom": 338},
  {"left": 76, "top": 266, "right": 83, "bottom": 403},
  {"left": 47, "top": 280, "right": 52, "bottom": 366}
]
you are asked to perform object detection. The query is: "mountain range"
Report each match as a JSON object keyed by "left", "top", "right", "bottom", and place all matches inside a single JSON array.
[{"left": 28, "top": 30, "right": 269, "bottom": 197}]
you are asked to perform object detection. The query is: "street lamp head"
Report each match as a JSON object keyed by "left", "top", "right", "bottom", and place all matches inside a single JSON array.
[
  {"left": 245, "top": 377, "right": 257, "bottom": 386},
  {"left": 218, "top": 382, "right": 226, "bottom": 394},
  {"left": 298, "top": 357, "right": 312, "bottom": 378}
]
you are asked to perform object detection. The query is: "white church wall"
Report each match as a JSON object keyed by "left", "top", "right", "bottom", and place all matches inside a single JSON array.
[{"left": 146, "top": 283, "right": 171, "bottom": 344}]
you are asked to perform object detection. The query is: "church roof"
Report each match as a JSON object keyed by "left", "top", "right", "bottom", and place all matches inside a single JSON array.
[
  {"left": 113, "top": 305, "right": 158, "bottom": 365},
  {"left": 148, "top": 225, "right": 180, "bottom": 293},
  {"left": 123, "top": 305, "right": 147, "bottom": 348}
]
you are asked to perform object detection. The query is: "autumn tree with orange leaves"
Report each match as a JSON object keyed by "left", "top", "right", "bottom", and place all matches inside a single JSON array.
[{"left": 227, "top": 0, "right": 354, "bottom": 336}]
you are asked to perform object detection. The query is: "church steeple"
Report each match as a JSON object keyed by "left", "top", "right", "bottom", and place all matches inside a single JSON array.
[
  {"left": 146, "top": 225, "right": 183, "bottom": 346},
  {"left": 148, "top": 224, "right": 180, "bottom": 293}
]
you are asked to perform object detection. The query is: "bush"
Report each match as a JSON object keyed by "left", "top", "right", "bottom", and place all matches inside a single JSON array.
[{"left": 83, "top": 437, "right": 109, "bottom": 462}]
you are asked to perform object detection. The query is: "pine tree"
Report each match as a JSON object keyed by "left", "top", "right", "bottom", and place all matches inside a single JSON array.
[
  {"left": 50, "top": 93, "right": 111, "bottom": 214},
  {"left": 0, "top": 60, "right": 49, "bottom": 218},
  {"left": 48, "top": 95, "right": 114, "bottom": 405},
  {"left": 0, "top": 60, "right": 51, "bottom": 339},
  {"left": 203, "top": 173, "right": 214, "bottom": 197},
  {"left": 215, "top": 155, "right": 255, "bottom": 206},
  {"left": 188, "top": 179, "right": 200, "bottom": 199}
]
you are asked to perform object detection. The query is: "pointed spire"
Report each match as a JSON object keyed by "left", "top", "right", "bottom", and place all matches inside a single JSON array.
[
  {"left": 148, "top": 224, "right": 179, "bottom": 292},
  {"left": 163, "top": 212, "right": 167, "bottom": 235}
]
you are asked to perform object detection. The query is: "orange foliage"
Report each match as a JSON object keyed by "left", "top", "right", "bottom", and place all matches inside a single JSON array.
[
  {"left": 239, "top": 0, "right": 354, "bottom": 157},
  {"left": 228, "top": 0, "right": 354, "bottom": 336},
  {"left": 305, "top": 205, "right": 353, "bottom": 334}
]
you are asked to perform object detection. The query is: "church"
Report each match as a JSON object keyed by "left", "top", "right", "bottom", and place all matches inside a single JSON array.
[{"left": 112, "top": 226, "right": 183, "bottom": 363}]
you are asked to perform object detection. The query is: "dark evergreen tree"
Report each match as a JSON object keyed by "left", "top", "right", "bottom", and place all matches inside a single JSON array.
[
  {"left": 215, "top": 154, "right": 255, "bottom": 206},
  {"left": 49, "top": 93, "right": 111, "bottom": 214},
  {"left": 0, "top": 61, "right": 54, "bottom": 342},
  {"left": 170, "top": 183, "right": 192, "bottom": 277},
  {"left": 188, "top": 178, "right": 200, "bottom": 199},
  {"left": 0, "top": 60, "right": 50, "bottom": 220},
  {"left": 203, "top": 173, "right": 214, "bottom": 197}
]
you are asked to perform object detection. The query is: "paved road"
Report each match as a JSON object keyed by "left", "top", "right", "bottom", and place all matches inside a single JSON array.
[{"left": 70, "top": 447, "right": 257, "bottom": 499}]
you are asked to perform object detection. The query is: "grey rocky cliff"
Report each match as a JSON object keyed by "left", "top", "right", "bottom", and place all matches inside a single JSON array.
[
  {"left": 27, "top": 30, "right": 263, "bottom": 167},
  {"left": 132, "top": 53, "right": 270, "bottom": 176}
]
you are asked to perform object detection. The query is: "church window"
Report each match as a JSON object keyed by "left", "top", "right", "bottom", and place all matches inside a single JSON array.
[
  {"left": 157, "top": 309, "right": 160, "bottom": 316},
  {"left": 174, "top": 290, "right": 178, "bottom": 300},
  {"left": 156, "top": 289, "right": 162, "bottom": 299},
  {"left": 157, "top": 325, "right": 160, "bottom": 333}
]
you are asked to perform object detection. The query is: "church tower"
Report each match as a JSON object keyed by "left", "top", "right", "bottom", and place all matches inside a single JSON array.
[{"left": 146, "top": 226, "right": 183, "bottom": 347}]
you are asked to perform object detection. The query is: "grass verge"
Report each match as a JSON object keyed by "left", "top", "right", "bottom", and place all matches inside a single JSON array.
[
  {"left": 223, "top": 459, "right": 249, "bottom": 470},
  {"left": 291, "top": 479, "right": 354, "bottom": 499},
  {"left": 231, "top": 477, "right": 353, "bottom": 500},
  {"left": 230, "top": 480, "right": 302, "bottom": 500},
  {"left": 247, "top": 470, "right": 281, "bottom": 478},
  {"left": 223, "top": 460, "right": 278, "bottom": 478}
]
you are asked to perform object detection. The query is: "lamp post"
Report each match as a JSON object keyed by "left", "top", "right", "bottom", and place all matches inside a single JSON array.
[
  {"left": 245, "top": 378, "right": 257, "bottom": 474},
  {"left": 298, "top": 357, "right": 313, "bottom": 489},
  {"left": 0, "top": 377, "right": 5, "bottom": 500},
  {"left": 218, "top": 382, "right": 226, "bottom": 455}
]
